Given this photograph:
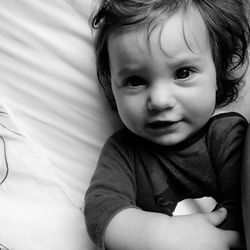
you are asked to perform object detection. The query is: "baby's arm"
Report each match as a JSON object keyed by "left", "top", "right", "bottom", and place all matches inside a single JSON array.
[{"left": 105, "top": 207, "right": 242, "bottom": 250}]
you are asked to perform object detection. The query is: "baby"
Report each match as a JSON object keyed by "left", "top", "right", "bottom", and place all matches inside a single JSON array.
[{"left": 85, "top": 0, "right": 250, "bottom": 249}]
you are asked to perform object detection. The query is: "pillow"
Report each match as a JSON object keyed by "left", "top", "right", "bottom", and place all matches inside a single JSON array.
[{"left": 0, "top": 0, "right": 249, "bottom": 249}]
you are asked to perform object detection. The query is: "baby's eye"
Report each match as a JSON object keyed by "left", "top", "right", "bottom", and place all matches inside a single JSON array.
[
  {"left": 174, "top": 68, "right": 194, "bottom": 80},
  {"left": 123, "top": 76, "right": 147, "bottom": 87}
]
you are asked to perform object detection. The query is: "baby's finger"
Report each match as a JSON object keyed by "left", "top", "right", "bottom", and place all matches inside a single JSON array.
[{"left": 205, "top": 207, "right": 227, "bottom": 226}]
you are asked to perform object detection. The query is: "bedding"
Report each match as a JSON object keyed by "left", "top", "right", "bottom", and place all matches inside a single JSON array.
[
  {"left": 0, "top": 0, "right": 249, "bottom": 249},
  {"left": 0, "top": 0, "right": 122, "bottom": 249}
]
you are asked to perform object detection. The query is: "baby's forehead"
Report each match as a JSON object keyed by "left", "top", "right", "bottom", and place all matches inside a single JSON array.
[
  {"left": 157, "top": 7, "right": 210, "bottom": 56},
  {"left": 109, "top": 6, "right": 211, "bottom": 58}
]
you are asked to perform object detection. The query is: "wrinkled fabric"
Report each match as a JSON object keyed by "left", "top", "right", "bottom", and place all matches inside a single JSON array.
[
  {"left": 0, "top": 1, "right": 121, "bottom": 249},
  {"left": 0, "top": 103, "right": 86, "bottom": 249}
]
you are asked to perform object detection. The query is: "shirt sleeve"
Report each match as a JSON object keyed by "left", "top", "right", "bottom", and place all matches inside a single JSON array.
[
  {"left": 84, "top": 130, "right": 139, "bottom": 249},
  {"left": 207, "top": 113, "right": 248, "bottom": 231}
]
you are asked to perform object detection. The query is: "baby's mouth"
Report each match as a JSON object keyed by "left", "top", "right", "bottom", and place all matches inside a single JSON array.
[{"left": 146, "top": 120, "right": 177, "bottom": 130}]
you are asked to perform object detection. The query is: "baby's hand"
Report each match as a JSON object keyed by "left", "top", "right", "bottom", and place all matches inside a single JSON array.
[{"left": 164, "top": 208, "right": 243, "bottom": 250}]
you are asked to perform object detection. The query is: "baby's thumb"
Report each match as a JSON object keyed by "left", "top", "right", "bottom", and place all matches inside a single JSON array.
[{"left": 205, "top": 207, "right": 227, "bottom": 226}]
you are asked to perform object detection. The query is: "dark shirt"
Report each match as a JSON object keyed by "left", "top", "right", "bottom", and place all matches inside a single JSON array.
[{"left": 84, "top": 112, "right": 248, "bottom": 249}]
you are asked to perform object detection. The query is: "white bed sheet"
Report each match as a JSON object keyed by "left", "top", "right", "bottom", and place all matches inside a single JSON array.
[{"left": 0, "top": 0, "right": 121, "bottom": 249}]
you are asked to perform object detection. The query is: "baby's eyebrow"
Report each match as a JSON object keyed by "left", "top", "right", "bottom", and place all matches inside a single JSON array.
[
  {"left": 117, "top": 65, "right": 144, "bottom": 77},
  {"left": 165, "top": 55, "right": 204, "bottom": 66},
  {"left": 117, "top": 68, "right": 133, "bottom": 76}
]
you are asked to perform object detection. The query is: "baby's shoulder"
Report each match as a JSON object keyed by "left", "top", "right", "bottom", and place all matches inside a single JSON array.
[
  {"left": 206, "top": 111, "right": 248, "bottom": 147},
  {"left": 208, "top": 111, "right": 248, "bottom": 133}
]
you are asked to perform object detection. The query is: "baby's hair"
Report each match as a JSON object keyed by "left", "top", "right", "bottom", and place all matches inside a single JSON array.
[{"left": 91, "top": 0, "right": 250, "bottom": 110}]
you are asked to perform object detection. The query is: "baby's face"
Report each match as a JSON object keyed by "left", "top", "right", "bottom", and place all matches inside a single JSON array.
[{"left": 108, "top": 7, "right": 217, "bottom": 146}]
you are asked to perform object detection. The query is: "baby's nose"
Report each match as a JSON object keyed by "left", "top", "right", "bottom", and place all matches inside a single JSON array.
[{"left": 147, "top": 82, "right": 176, "bottom": 111}]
